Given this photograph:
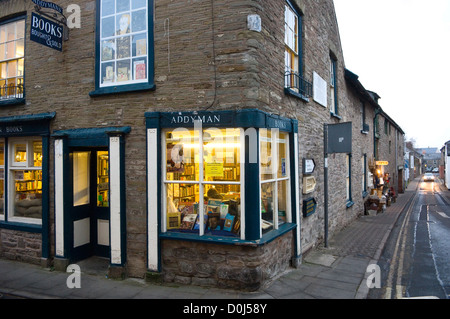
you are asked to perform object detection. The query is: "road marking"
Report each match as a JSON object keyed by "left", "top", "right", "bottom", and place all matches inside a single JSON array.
[{"left": 436, "top": 212, "right": 449, "bottom": 219}]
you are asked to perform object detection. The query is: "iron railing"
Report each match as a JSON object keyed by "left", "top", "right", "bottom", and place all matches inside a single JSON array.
[
  {"left": 0, "top": 84, "right": 24, "bottom": 100},
  {"left": 285, "top": 72, "right": 313, "bottom": 98}
]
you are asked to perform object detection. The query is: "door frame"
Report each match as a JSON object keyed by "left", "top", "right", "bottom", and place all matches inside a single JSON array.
[{"left": 53, "top": 127, "right": 130, "bottom": 267}]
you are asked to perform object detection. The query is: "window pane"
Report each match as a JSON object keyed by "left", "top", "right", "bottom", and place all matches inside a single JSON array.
[
  {"left": 0, "top": 168, "right": 3, "bottom": 216},
  {"left": 0, "top": 44, "right": 5, "bottom": 60},
  {"left": 0, "top": 62, "right": 6, "bottom": 79},
  {"left": 13, "top": 170, "right": 42, "bottom": 219},
  {"left": 17, "top": 58, "right": 24, "bottom": 76},
  {"left": 116, "top": 13, "right": 131, "bottom": 35},
  {"left": 14, "top": 143, "right": 26, "bottom": 163},
  {"left": 97, "top": 151, "right": 109, "bottom": 207},
  {"left": 117, "top": 59, "right": 130, "bottom": 82},
  {"left": 102, "top": 16, "right": 115, "bottom": 38},
  {"left": 6, "top": 23, "right": 15, "bottom": 41},
  {"left": 101, "top": 39, "right": 115, "bottom": 61},
  {"left": 6, "top": 41, "right": 15, "bottom": 59},
  {"left": 132, "top": 33, "right": 147, "bottom": 56},
  {"left": 131, "top": 9, "right": 146, "bottom": 33},
  {"left": 261, "top": 182, "right": 274, "bottom": 233},
  {"left": 132, "top": 57, "right": 147, "bottom": 80},
  {"left": 102, "top": 0, "right": 115, "bottom": 16},
  {"left": 0, "top": 26, "right": 5, "bottom": 43},
  {"left": 16, "top": 20, "right": 25, "bottom": 39},
  {"left": 277, "top": 132, "right": 288, "bottom": 178},
  {"left": 132, "top": 0, "right": 146, "bottom": 9},
  {"left": 117, "top": 36, "right": 130, "bottom": 59},
  {"left": 165, "top": 129, "right": 199, "bottom": 181},
  {"left": 166, "top": 183, "right": 199, "bottom": 234},
  {"left": 203, "top": 128, "right": 241, "bottom": 183},
  {"left": 101, "top": 62, "right": 115, "bottom": 84},
  {"left": 116, "top": 0, "right": 130, "bottom": 13},
  {"left": 73, "top": 152, "right": 90, "bottom": 207},
  {"left": 260, "top": 129, "right": 275, "bottom": 181},
  {"left": 277, "top": 180, "right": 288, "bottom": 225},
  {"left": 33, "top": 141, "right": 42, "bottom": 167}
]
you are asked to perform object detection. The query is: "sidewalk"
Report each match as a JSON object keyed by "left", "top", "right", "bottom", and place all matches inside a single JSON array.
[{"left": 0, "top": 178, "right": 421, "bottom": 300}]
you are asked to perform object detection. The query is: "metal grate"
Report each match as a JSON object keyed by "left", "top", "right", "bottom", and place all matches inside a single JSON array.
[{"left": 285, "top": 72, "right": 313, "bottom": 98}]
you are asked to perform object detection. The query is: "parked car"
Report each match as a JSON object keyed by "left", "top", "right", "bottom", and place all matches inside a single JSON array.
[
  {"left": 424, "top": 173, "right": 435, "bottom": 182},
  {"left": 432, "top": 168, "right": 439, "bottom": 173}
]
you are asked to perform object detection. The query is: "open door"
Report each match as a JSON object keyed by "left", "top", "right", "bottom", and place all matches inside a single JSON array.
[{"left": 70, "top": 149, "right": 110, "bottom": 262}]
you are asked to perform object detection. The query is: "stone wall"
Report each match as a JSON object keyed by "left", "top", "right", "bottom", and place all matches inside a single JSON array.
[
  {"left": 161, "top": 232, "right": 294, "bottom": 291},
  {"left": 0, "top": 229, "right": 42, "bottom": 265}
]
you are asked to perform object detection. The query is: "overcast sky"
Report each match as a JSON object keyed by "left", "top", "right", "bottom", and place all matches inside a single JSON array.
[{"left": 334, "top": 0, "right": 450, "bottom": 150}]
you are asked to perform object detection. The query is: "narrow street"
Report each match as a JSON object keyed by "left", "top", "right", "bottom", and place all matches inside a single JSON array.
[{"left": 369, "top": 174, "right": 450, "bottom": 299}]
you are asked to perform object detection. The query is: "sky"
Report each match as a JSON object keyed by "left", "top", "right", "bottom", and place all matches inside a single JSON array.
[{"left": 334, "top": 0, "right": 450, "bottom": 150}]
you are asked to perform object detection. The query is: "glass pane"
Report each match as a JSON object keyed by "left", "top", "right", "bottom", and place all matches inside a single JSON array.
[
  {"left": 13, "top": 170, "right": 42, "bottom": 219},
  {"left": 0, "top": 62, "right": 6, "bottom": 79},
  {"left": 203, "top": 128, "right": 241, "bottom": 183},
  {"left": 73, "top": 152, "right": 90, "bottom": 207},
  {"left": 0, "top": 26, "right": 5, "bottom": 43},
  {"left": 165, "top": 129, "right": 199, "bottom": 181},
  {"left": 6, "top": 41, "right": 15, "bottom": 59},
  {"left": 116, "top": 0, "right": 130, "bottom": 13},
  {"left": 116, "top": 36, "right": 130, "bottom": 59},
  {"left": 101, "top": 16, "right": 115, "bottom": 38},
  {"left": 101, "top": 62, "right": 115, "bottom": 84},
  {"left": 166, "top": 183, "right": 199, "bottom": 233},
  {"left": 16, "top": 20, "right": 25, "bottom": 38},
  {"left": 0, "top": 168, "right": 3, "bottom": 216},
  {"left": 132, "top": 33, "right": 146, "bottom": 56},
  {"left": 0, "top": 141, "right": 4, "bottom": 166},
  {"left": 6, "top": 23, "right": 15, "bottom": 41},
  {"left": 132, "top": 57, "right": 146, "bottom": 80},
  {"left": 97, "top": 151, "right": 109, "bottom": 207},
  {"left": 17, "top": 58, "right": 24, "bottom": 76},
  {"left": 260, "top": 129, "right": 275, "bottom": 181},
  {"left": 0, "top": 44, "right": 5, "bottom": 60},
  {"left": 116, "top": 13, "right": 131, "bottom": 35},
  {"left": 102, "top": 0, "right": 115, "bottom": 16},
  {"left": 261, "top": 182, "right": 274, "bottom": 233},
  {"left": 14, "top": 143, "right": 27, "bottom": 163},
  {"left": 33, "top": 141, "right": 42, "bottom": 167},
  {"left": 117, "top": 59, "right": 130, "bottom": 82},
  {"left": 132, "top": 0, "right": 146, "bottom": 9},
  {"left": 277, "top": 132, "right": 288, "bottom": 178},
  {"left": 101, "top": 39, "right": 115, "bottom": 61},
  {"left": 131, "top": 9, "right": 146, "bottom": 33},
  {"left": 277, "top": 180, "right": 287, "bottom": 225}
]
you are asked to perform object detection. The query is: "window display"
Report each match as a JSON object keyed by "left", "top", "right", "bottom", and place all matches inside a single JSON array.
[
  {"left": 97, "top": 151, "right": 109, "bottom": 207},
  {"left": 0, "top": 140, "right": 4, "bottom": 218},
  {"left": 260, "top": 129, "right": 290, "bottom": 234},
  {"left": 99, "top": 0, "right": 148, "bottom": 87},
  {"left": 9, "top": 138, "right": 43, "bottom": 221},
  {"left": 163, "top": 128, "right": 241, "bottom": 237}
]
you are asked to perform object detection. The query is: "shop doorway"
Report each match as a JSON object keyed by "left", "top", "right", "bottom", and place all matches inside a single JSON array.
[{"left": 70, "top": 149, "right": 110, "bottom": 262}]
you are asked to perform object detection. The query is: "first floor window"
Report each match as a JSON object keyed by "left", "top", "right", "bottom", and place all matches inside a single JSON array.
[
  {"left": 346, "top": 154, "right": 352, "bottom": 204},
  {"left": 99, "top": 0, "right": 149, "bottom": 87},
  {"left": 330, "top": 57, "right": 338, "bottom": 115},
  {"left": 5, "top": 137, "right": 43, "bottom": 224},
  {"left": 163, "top": 127, "right": 242, "bottom": 237},
  {"left": 0, "top": 17, "right": 25, "bottom": 101}
]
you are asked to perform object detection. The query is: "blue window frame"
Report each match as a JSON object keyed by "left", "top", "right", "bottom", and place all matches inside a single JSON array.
[
  {"left": 330, "top": 56, "right": 339, "bottom": 117},
  {"left": 90, "top": 0, "right": 155, "bottom": 96}
]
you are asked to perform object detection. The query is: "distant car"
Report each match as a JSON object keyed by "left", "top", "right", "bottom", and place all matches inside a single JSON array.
[
  {"left": 432, "top": 168, "right": 439, "bottom": 173},
  {"left": 424, "top": 173, "right": 435, "bottom": 182}
]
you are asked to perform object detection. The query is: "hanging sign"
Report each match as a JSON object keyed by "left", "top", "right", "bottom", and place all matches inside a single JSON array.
[
  {"left": 303, "top": 158, "right": 316, "bottom": 174},
  {"left": 303, "top": 197, "right": 317, "bottom": 217},
  {"left": 376, "top": 161, "right": 389, "bottom": 166},
  {"left": 31, "top": 0, "right": 64, "bottom": 14},
  {"left": 327, "top": 122, "right": 352, "bottom": 154},
  {"left": 30, "top": 12, "right": 63, "bottom": 51}
]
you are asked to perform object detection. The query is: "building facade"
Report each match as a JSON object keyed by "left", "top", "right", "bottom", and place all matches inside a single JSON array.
[{"left": 0, "top": 0, "right": 405, "bottom": 290}]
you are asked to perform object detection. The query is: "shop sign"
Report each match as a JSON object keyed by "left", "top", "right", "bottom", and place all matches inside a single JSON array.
[
  {"left": 303, "top": 197, "right": 317, "bottom": 217},
  {"left": 32, "top": 0, "right": 64, "bottom": 14},
  {"left": 30, "top": 12, "right": 63, "bottom": 51},
  {"left": 327, "top": 122, "right": 352, "bottom": 154},
  {"left": 376, "top": 161, "right": 389, "bottom": 166},
  {"left": 303, "top": 158, "right": 316, "bottom": 174}
]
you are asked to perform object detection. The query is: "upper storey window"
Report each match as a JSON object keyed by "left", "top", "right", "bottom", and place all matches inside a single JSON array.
[{"left": 0, "top": 17, "right": 25, "bottom": 102}]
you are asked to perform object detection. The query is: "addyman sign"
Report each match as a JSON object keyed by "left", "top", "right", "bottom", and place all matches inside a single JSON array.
[{"left": 30, "top": 12, "right": 63, "bottom": 51}]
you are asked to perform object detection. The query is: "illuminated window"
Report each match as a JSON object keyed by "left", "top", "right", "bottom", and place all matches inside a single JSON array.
[
  {"left": 163, "top": 128, "right": 242, "bottom": 237},
  {"left": 0, "top": 17, "right": 25, "bottom": 101}
]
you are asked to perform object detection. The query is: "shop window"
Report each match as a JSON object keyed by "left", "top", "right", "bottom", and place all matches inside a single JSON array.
[
  {"left": 0, "top": 17, "right": 25, "bottom": 102},
  {"left": 163, "top": 128, "right": 242, "bottom": 237},
  {"left": 8, "top": 138, "right": 43, "bottom": 224},
  {"left": 260, "top": 129, "right": 290, "bottom": 234},
  {"left": 97, "top": 151, "right": 109, "bottom": 207},
  {"left": 91, "top": 0, "right": 154, "bottom": 96}
]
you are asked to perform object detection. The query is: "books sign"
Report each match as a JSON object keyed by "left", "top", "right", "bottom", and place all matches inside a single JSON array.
[
  {"left": 376, "top": 161, "right": 389, "bottom": 166},
  {"left": 30, "top": 12, "right": 63, "bottom": 51}
]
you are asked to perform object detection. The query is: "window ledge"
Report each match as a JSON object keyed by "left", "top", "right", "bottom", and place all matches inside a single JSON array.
[
  {"left": 0, "top": 98, "right": 25, "bottom": 106},
  {"left": 89, "top": 82, "right": 155, "bottom": 97},
  {"left": 160, "top": 223, "right": 296, "bottom": 246},
  {"left": 330, "top": 112, "right": 342, "bottom": 120},
  {"left": 0, "top": 220, "right": 42, "bottom": 233},
  {"left": 362, "top": 191, "right": 369, "bottom": 198},
  {"left": 361, "top": 130, "right": 369, "bottom": 135},
  {"left": 346, "top": 200, "right": 354, "bottom": 208},
  {"left": 284, "top": 88, "right": 310, "bottom": 103}
]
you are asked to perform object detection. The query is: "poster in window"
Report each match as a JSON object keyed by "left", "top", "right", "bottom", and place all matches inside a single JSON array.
[
  {"left": 116, "top": 13, "right": 130, "bottom": 35},
  {"left": 136, "top": 38, "right": 146, "bottom": 56},
  {"left": 102, "top": 63, "right": 115, "bottom": 84},
  {"left": 117, "top": 66, "right": 129, "bottom": 82},
  {"left": 117, "top": 36, "right": 130, "bottom": 59},
  {"left": 101, "top": 39, "right": 115, "bottom": 61},
  {"left": 134, "top": 60, "right": 146, "bottom": 80}
]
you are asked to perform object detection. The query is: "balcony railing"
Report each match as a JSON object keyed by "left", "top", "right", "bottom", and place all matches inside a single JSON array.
[
  {"left": 0, "top": 84, "right": 24, "bottom": 101},
  {"left": 285, "top": 72, "right": 313, "bottom": 98}
]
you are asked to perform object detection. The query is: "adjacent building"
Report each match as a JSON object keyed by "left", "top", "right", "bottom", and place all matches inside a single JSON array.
[{"left": 0, "top": 0, "right": 405, "bottom": 290}]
